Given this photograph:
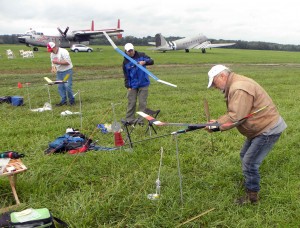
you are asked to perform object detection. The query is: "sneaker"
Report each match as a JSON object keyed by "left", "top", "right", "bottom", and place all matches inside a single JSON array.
[
  {"left": 70, "top": 101, "right": 75, "bottom": 106},
  {"left": 55, "top": 102, "right": 67, "bottom": 106}
]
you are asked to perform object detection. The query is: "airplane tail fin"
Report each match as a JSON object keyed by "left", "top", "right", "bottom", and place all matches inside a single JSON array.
[
  {"left": 155, "top": 33, "right": 167, "bottom": 47},
  {"left": 91, "top": 20, "right": 94, "bottom": 31},
  {"left": 117, "top": 19, "right": 122, "bottom": 39}
]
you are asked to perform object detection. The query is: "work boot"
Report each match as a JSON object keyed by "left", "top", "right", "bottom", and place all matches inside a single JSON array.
[
  {"left": 235, "top": 190, "right": 259, "bottom": 205},
  {"left": 55, "top": 101, "right": 67, "bottom": 106}
]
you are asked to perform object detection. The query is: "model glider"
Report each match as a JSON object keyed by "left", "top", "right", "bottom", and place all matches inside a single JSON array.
[
  {"left": 137, "top": 105, "right": 269, "bottom": 134},
  {"left": 102, "top": 31, "right": 177, "bottom": 88},
  {"left": 44, "top": 74, "right": 69, "bottom": 85}
]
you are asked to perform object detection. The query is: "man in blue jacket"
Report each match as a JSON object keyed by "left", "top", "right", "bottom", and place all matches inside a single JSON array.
[{"left": 122, "top": 43, "right": 154, "bottom": 125}]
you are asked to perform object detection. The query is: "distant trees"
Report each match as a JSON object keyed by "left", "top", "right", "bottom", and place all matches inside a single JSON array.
[
  {"left": 1, "top": 34, "right": 300, "bottom": 52},
  {"left": 0, "top": 35, "right": 19, "bottom": 44}
]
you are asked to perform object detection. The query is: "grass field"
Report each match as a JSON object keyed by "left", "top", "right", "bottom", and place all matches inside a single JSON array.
[{"left": 0, "top": 45, "right": 299, "bottom": 227}]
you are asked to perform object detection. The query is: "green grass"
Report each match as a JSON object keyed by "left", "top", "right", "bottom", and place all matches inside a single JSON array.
[{"left": 0, "top": 45, "right": 300, "bottom": 227}]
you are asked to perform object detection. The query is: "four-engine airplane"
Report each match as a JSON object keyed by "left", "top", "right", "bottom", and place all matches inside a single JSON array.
[
  {"left": 148, "top": 33, "right": 235, "bottom": 53},
  {"left": 18, "top": 19, "right": 123, "bottom": 51}
]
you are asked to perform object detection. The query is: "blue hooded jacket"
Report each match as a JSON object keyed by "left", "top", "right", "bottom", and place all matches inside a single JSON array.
[{"left": 122, "top": 51, "right": 154, "bottom": 89}]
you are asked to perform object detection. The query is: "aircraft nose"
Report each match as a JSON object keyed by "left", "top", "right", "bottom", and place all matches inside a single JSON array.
[{"left": 18, "top": 37, "right": 26, "bottom": 43}]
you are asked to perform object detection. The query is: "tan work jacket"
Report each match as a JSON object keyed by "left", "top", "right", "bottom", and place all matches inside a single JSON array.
[{"left": 218, "top": 73, "right": 279, "bottom": 139}]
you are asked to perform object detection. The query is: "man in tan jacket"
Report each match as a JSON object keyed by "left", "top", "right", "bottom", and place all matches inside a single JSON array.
[{"left": 205, "top": 65, "right": 287, "bottom": 204}]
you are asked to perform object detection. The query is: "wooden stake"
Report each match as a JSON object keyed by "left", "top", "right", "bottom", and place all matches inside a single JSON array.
[{"left": 176, "top": 208, "right": 215, "bottom": 227}]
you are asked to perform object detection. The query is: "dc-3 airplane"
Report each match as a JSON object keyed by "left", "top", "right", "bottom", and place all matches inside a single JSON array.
[
  {"left": 18, "top": 19, "right": 123, "bottom": 51},
  {"left": 148, "top": 33, "right": 235, "bottom": 53}
]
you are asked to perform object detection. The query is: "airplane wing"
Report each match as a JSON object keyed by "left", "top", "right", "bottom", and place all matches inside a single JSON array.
[
  {"left": 193, "top": 41, "right": 235, "bottom": 49},
  {"left": 44, "top": 77, "right": 67, "bottom": 85},
  {"left": 72, "top": 29, "right": 124, "bottom": 37}
]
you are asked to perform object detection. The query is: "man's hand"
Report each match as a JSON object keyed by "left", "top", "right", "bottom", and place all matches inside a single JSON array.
[
  {"left": 205, "top": 120, "right": 220, "bottom": 133},
  {"left": 138, "top": 61, "right": 146, "bottom": 65},
  {"left": 51, "top": 66, "right": 57, "bottom": 74}
]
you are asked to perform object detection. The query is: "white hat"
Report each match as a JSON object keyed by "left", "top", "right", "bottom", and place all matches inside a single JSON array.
[
  {"left": 124, "top": 43, "right": 134, "bottom": 51},
  {"left": 207, "top": 65, "right": 229, "bottom": 88},
  {"left": 47, "top": 42, "right": 56, "bottom": 52}
]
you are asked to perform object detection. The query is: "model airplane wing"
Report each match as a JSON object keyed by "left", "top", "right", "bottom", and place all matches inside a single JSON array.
[
  {"left": 44, "top": 76, "right": 68, "bottom": 85},
  {"left": 103, "top": 32, "right": 177, "bottom": 88},
  {"left": 136, "top": 111, "right": 218, "bottom": 128},
  {"left": 137, "top": 105, "right": 268, "bottom": 134}
]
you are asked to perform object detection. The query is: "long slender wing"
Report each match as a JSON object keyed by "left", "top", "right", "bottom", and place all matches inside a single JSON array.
[
  {"left": 72, "top": 29, "right": 123, "bottom": 37},
  {"left": 138, "top": 105, "right": 269, "bottom": 132},
  {"left": 44, "top": 77, "right": 53, "bottom": 83},
  {"left": 137, "top": 111, "right": 219, "bottom": 128},
  {"left": 193, "top": 41, "right": 235, "bottom": 50},
  {"left": 43, "top": 77, "right": 66, "bottom": 85},
  {"left": 102, "top": 31, "right": 177, "bottom": 88}
]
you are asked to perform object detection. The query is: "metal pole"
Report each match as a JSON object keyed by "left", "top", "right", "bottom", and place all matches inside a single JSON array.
[{"left": 174, "top": 134, "right": 183, "bottom": 204}]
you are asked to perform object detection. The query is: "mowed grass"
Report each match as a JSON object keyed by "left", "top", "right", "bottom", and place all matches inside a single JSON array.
[{"left": 0, "top": 45, "right": 300, "bottom": 227}]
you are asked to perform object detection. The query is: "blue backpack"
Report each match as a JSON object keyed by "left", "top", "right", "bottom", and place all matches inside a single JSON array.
[{"left": 45, "top": 132, "right": 87, "bottom": 155}]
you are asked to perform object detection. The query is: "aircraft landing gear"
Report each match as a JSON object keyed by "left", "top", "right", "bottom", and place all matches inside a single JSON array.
[
  {"left": 33, "top": 47, "right": 38, "bottom": 51},
  {"left": 202, "top": 48, "right": 206, "bottom": 53},
  {"left": 185, "top": 49, "right": 189, "bottom": 53}
]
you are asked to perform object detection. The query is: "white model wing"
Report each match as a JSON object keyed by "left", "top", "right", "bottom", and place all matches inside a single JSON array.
[{"left": 44, "top": 77, "right": 53, "bottom": 83}]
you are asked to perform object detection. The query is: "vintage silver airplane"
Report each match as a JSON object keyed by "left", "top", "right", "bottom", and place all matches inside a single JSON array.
[
  {"left": 18, "top": 19, "right": 123, "bottom": 51},
  {"left": 148, "top": 33, "right": 235, "bottom": 53}
]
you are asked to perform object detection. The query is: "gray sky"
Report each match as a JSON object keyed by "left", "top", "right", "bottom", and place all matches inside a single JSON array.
[{"left": 0, "top": 0, "right": 299, "bottom": 45}]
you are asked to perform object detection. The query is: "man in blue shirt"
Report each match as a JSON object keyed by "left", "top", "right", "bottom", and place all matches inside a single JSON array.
[{"left": 122, "top": 43, "right": 154, "bottom": 125}]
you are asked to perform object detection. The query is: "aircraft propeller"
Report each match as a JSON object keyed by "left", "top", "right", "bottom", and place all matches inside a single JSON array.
[{"left": 57, "top": 27, "right": 70, "bottom": 41}]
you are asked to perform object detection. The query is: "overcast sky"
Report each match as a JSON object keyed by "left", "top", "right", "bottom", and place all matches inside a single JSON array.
[{"left": 0, "top": 0, "right": 299, "bottom": 45}]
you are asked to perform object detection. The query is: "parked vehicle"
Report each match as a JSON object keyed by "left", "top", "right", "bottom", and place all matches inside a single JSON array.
[{"left": 70, "top": 44, "right": 93, "bottom": 53}]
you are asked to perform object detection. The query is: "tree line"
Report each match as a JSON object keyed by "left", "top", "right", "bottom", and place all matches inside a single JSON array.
[{"left": 1, "top": 34, "right": 300, "bottom": 52}]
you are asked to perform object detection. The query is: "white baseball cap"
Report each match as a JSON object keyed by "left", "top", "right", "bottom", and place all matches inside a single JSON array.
[
  {"left": 47, "top": 42, "right": 56, "bottom": 52},
  {"left": 207, "top": 65, "right": 229, "bottom": 88},
  {"left": 124, "top": 43, "right": 134, "bottom": 51}
]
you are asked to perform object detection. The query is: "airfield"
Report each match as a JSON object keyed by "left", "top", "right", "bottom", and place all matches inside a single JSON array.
[{"left": 0, "top": 45, "right": 299, "bottom": 226}]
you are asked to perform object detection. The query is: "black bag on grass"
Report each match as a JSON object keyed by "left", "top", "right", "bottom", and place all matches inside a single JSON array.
[
  {"left": 0, "top": 96, "right": 11, "bottom": 104},
  {"left": 0, "top": 208, "right": 68, "bottom": 228}
]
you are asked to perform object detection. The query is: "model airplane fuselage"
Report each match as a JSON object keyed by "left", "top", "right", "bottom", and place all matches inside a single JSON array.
[
  {"left": 18, "top": 19, "right": 123, "bottom": 51},
  {"left": 149, "top": 33, "right": 235, "bottom": 53}
]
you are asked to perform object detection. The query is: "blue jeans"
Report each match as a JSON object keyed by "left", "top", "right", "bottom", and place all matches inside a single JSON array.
[
  {"left": 57, "top": 69, "right": 74, "bottom": 104},
  {"left": 240, "top": 133, "right": 281, "bottom": 192}
]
